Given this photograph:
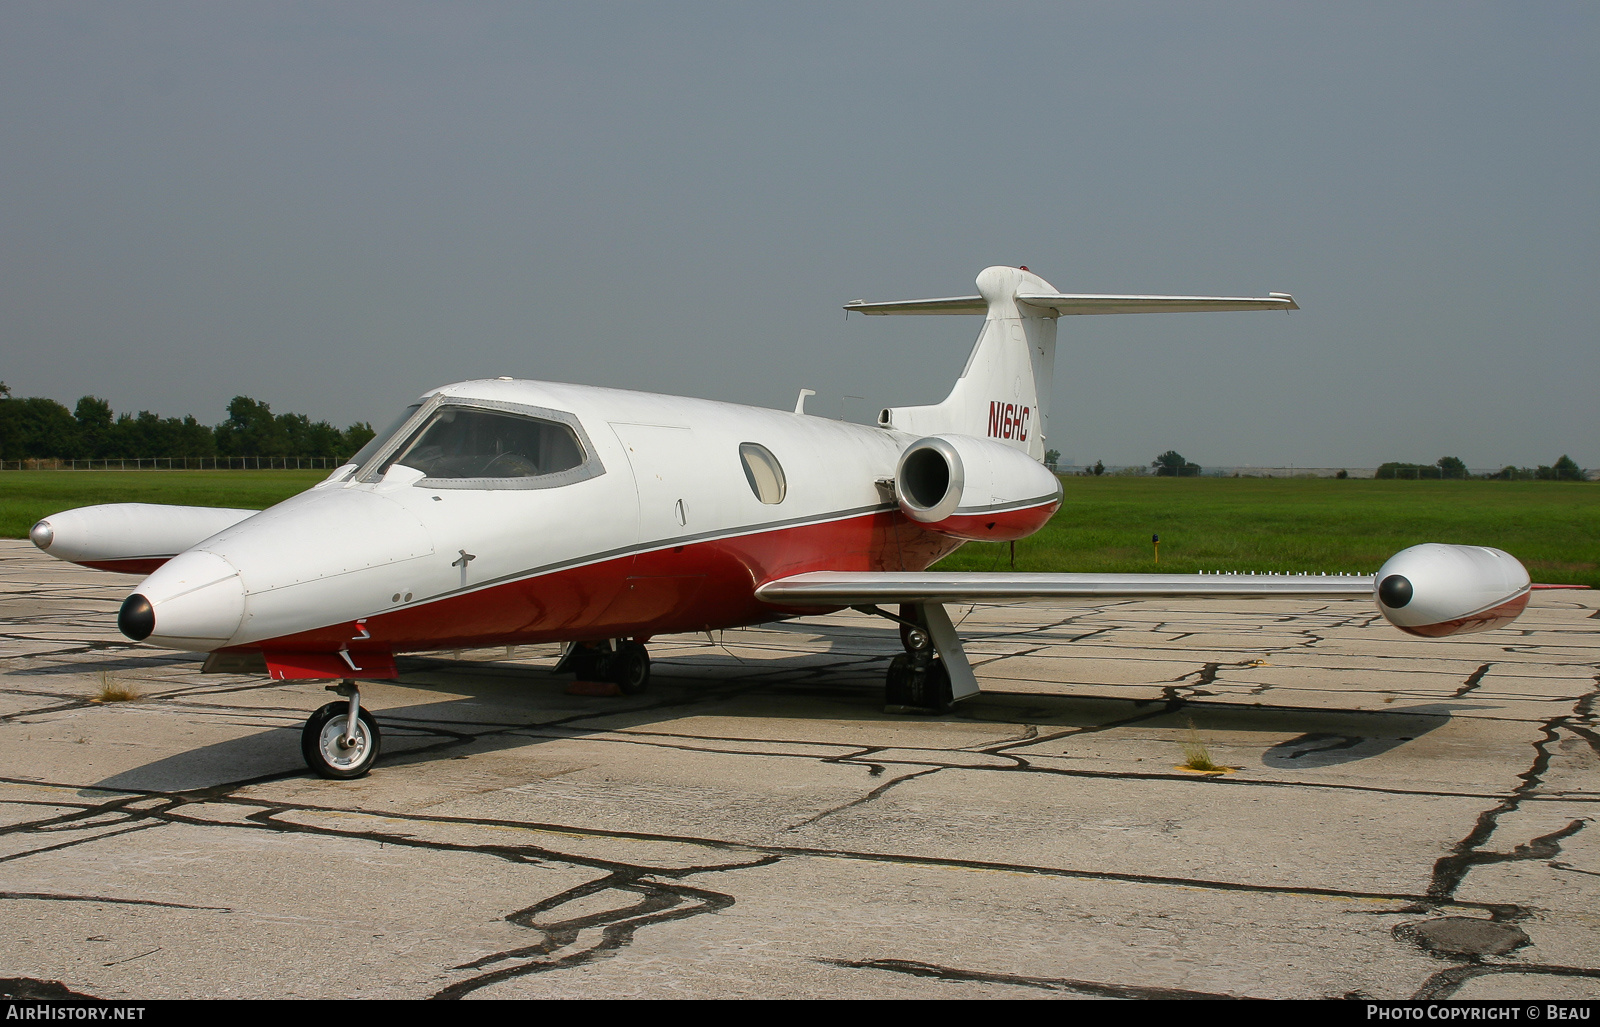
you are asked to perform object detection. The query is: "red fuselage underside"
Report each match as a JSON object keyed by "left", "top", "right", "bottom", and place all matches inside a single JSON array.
[{"left": 236, "top": 505, "right": 1055, "bottom": 657}]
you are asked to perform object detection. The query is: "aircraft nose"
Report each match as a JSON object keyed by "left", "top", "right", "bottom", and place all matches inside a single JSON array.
[
  {"left": 126, "top": 550, "right": 248, "bottom": 650},
  {"left": 118, "top": 594, "right": 155, "bottom": 640}
]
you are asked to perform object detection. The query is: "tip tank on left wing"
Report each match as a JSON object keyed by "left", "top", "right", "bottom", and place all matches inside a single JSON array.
[{"left": 1373, "top": 543, "right": 1531, "bottom": 637}]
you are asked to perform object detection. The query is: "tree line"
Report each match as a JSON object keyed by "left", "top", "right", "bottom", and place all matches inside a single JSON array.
[
  {"left": 1060, "top": 449, "right": 1591, "bottom": 480},
  {"left": 0, "top": 383, "right": 375, "bottom": 461},
  {"left": 1376, "top": 455, "right": 1588, "bottom": 481}
]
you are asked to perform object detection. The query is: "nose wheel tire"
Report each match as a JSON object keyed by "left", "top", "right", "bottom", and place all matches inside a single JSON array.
[{"left": 302, "top": 701, "right": 382, "bottom": 779}]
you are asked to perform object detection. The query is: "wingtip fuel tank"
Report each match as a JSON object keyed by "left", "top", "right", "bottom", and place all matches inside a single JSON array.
[{"left": 1374, "top": 544, "right": 1531, "bottom": 637}]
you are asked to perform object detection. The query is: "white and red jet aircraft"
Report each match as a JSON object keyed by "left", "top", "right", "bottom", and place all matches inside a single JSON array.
[{"left": 30, "top": 266, "right": 1534, "bottom": 779}]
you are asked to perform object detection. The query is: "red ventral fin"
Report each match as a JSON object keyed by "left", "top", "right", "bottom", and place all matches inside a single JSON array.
[{"left": 263, "top": 650, "right": 399, "bottom": 681}]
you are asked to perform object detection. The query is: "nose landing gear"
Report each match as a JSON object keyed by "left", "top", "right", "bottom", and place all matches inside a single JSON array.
[{"left": 302, "top": 681, "right": 382, "bottom": 779}]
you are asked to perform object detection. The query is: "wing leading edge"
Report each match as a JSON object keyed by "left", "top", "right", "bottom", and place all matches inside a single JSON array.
[{"left": 756, "top": 571, "right": 1373, "bottom": 606}]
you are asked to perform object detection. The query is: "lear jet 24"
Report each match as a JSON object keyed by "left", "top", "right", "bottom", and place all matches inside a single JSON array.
[{"left": 31, "top": 266, "right": 1535, "bottom": 778}]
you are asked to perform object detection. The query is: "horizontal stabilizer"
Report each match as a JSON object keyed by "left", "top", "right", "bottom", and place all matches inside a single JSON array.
[
  {"left": 844, "top": 295, "right": 987, "bottom": 315},
  {"left": 1018, "top": 292, "right": 1298, "bottom": 316},
  {"left": 844, "top": 293, "right": 1297, "bottom": 316},
  {"left": 757, "top": 571, "right": 1372, "bottom": 606}
]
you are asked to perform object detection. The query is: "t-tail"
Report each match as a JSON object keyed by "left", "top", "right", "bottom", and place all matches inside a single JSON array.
[{"left": 847, "top": 265, "right": 1298, "bottom": 462}]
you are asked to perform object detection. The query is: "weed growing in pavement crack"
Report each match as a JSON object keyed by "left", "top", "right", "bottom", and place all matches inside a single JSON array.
[
  {"left": 1178, "top": 718, "right": 1233, "bottom": 774},
  {"left": 92, "top": 672, "right": 142, "bottom": 703}
]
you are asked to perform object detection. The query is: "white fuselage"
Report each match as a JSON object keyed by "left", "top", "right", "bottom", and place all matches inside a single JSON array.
[{"left": 127, "top": 378, "right": 1059, "bottom": 657}]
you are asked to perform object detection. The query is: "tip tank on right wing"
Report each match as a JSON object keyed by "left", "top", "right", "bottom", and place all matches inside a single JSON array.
[{"left": 1373, "top": 543, "right": 1531, "bottom": 637}]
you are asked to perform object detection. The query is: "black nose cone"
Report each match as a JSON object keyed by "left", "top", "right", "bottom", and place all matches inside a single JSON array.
[
  {"left": 1378, "top": 574, "right": 1414, "bottom": 609},
  {"left": 118, "top": 594, "right": 155, "bottom": 641}
]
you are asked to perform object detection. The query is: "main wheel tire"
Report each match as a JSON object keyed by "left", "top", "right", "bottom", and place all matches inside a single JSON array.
[
  {"left": 607, "top": 641, "right": 651, "bottom": 694},
  {"left": 885, "top": 653, "right": 914, "bottom": 707},
  {"left": 301, "top": 701, "right": 382, "bottom": 779},
  {"left": 884, "top": 655, "right": 952, "bottom": 715}
]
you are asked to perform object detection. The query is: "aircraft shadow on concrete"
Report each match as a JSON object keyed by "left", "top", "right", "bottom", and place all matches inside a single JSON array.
[
  {"left": 1259, "top": 709, "right": 1459, "bottom": 769},
  {"left": 84, "top": 625, "right": 1480, "bottom": 794},
  {"left": 9, "top": 653, "right": 202, "bottom": 676}
]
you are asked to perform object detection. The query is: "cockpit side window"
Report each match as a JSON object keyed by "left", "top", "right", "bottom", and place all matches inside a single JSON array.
[
  {"left": 375, "top": 400, "right": 604, "bottom": 490},
  {"left": 739, "top": 442, "right": 787, "bottom": 504}
]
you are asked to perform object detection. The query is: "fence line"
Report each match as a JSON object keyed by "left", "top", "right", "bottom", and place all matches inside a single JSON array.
[
  {"left": 0, "top": 456, "right": 345, "bottom": 471},
  {"left": 7, "top": 457, "right": 1592, "bottom": 479}
]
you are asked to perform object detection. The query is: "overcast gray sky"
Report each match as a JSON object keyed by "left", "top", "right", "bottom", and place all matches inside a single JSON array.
[{"left": 2, "top": 2, "right": 1595, "bottom": 469}]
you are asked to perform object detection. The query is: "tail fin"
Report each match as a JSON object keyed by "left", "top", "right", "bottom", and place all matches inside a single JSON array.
[{"left": 849, "top": 265, "right": 1297, "bottom": 462}]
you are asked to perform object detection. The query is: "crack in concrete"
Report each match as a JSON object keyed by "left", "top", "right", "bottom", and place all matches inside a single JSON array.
[
  {"left": 1428, "top": 680, "right": 1600, "bottom": 904},
  {"left": 0, "top": 890, "right": 232, "bottom": 911},
  {"left": 0, "top": 821, "right": 162, "bottom": 864},
  {"left": 1547, "top": 861, "right": 1600, "bottom": 879},
  {"left": 433, "top": 870, "right": 754, "bottom": 998},
  {"left": 781, "top": 766, "right": 943, "bottom": 833},
  {"left": 1413, "top": 962, "right": 1600, "bottom": 1000},
  {"left": 1453, "top": 663, "right": 1494, "bottom": 699},
  {"left": 818, "top": 956, "right": 1236, "bottom": 999}
]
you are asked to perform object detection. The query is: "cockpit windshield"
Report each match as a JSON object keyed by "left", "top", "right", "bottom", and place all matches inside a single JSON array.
[
  {"left": 387, "top": 408, "right": 583, "bottom": 479},
  {"left": 361, "top": 400, "right": 604, "bottom": 490}
]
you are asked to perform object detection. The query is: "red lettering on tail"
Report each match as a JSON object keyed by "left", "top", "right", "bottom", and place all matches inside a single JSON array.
[{"left": 987, "top": 401, "right": 1031, "bottom": 442}]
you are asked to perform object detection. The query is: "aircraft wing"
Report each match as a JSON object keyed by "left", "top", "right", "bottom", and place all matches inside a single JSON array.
[{"left": 756, "top": 570, "right": 1372, "bottom": 606}]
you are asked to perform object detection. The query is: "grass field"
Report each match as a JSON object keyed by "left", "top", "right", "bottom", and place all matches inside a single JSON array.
[
  {"left": 936, "top": 477, "right": 1600, "bottom": 587},
  {"left": 1, "top": 470, "right": 327, "bottom": 540},
  {"left": 3, "top": 471, "right": 1596, "bottom": 587}
]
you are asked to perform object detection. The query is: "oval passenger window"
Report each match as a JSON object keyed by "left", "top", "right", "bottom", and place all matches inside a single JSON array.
[{"left": 739, "top": 443, "right": 787, "bottom": 504}]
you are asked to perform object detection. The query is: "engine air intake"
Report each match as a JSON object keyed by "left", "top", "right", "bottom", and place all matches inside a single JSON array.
[{"left": 895, "top": 439, "right": 964, "bottom": 523}]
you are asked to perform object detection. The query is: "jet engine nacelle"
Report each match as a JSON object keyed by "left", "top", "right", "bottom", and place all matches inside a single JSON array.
[
  {"left": 894, "top": 435, "right": 1063, "bottom": 541},
  {"left": 1374, "top": 543, "right": 1531, "bottom": 637},
  {"left": 30, "top": 503, "right": 258, "bottom": 574}
]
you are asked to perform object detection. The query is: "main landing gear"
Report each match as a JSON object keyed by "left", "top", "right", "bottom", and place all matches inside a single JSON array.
[
  {"left": 302, "top": 680, "right": 382, "bottom": 779},
  {"left": 555, "top": 639, "right": 651, "bottom": 694},
  {"left": 874, "top": 604, "right": 955, "bottom": 715}
]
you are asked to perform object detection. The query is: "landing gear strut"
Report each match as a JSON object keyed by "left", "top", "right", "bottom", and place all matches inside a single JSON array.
[
  {"left": 556, "top": 639, "right": 652, "bottom": 694},
  {"left": 302, "top": 680, "right": 382, "bottom": 779}
]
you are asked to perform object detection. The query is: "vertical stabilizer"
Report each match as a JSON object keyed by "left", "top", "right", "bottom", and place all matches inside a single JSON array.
[{"left": 874, "top": 266, "right": 1059, "bottom": 461}]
